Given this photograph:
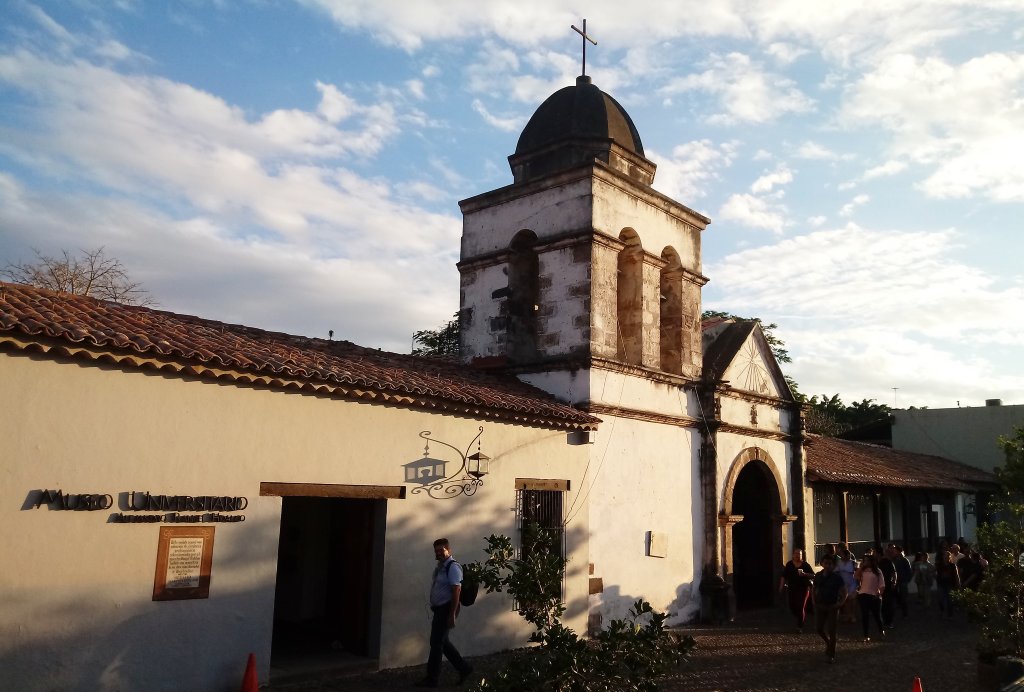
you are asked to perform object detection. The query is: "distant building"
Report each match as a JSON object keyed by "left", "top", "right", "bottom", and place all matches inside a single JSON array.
[
  {"left": 804, "top": 435, "right": 996, "bottom": 560},
  {"left": 892, "top": 402, "right": 1024, "bottom": 473}
]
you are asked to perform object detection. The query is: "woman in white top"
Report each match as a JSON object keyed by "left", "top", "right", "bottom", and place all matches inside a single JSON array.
[{"left": 855, "top": 553, "right": 886, "bottom": 641}]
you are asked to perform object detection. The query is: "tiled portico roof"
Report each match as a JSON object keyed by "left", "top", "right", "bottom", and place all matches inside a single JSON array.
[
  {"left": 805, "top": 435, "right": 997, "bottom": 492},
  {"left": 0, "top": 282, "right": 599, "bottom": 430}
]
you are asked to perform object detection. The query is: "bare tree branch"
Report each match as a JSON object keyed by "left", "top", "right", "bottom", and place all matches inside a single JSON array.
[{"left": 2, "top": 247, "right": 156, "bottom": 306}]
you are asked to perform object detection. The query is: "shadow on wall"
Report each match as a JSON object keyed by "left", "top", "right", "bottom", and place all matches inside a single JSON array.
[
  {"left": 387, "top": 493, "right": 593, "bottom": 666},
  {"left": 592, "top": 580, "right": 700, "bottom": 636},
  {"left": 0, "top": 513, "right": 284, "bottom": 692},
  {"left": 2, "top": 473, "right": 592, "bottom": 689}
]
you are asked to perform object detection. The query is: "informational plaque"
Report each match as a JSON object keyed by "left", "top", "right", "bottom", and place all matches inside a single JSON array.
[{"left": 153, "top": 526, "right": 215, "bottom": 601}]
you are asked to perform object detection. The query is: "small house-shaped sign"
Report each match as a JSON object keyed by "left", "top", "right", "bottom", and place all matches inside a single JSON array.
[{"left": 404, "top": 457, "right": 448, "bottom": 485}]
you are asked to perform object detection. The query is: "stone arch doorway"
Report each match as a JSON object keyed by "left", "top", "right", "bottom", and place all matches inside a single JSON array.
[{"left": 720, "top": 448, "right": 790, "bottom": 610}]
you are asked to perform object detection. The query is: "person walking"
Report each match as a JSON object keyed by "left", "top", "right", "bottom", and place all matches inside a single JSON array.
[
  {"left": 812, "top": 555, "right": 848, "bottom": 663},
  {"left": 835, "top": 547, "right": 859, "bottom": 623},
  {"left": 935, "top": 550, "right": 961, "bottom": 620},
  {"left": 878, "top": 546, "right": 898, "bottom": 629},
  {"left": 856, "top": 553, "right": 886, "bottom": 642},
  {"left": 913, "top": 551, "right": 935, "bottom": 607},
  {"left": 891, "top": 544, "right": 913, "bottom": 618},
  {"left": 416, "top": 538, "right": 473, "bottom": 688},
  {"left": 779, "top": 548, "right": 815, "bottom": 632}
]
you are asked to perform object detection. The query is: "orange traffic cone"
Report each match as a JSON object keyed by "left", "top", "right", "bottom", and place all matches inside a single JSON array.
[
  {"left": 911, "top": 676, "right": 923, "bottom": 692},
  {"left": 240, "top": 653, "right": 258, "bottom": 692}
]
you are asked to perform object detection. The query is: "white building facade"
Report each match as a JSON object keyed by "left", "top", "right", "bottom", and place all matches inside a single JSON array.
[
  {"left": 457, "top": 76, "right": 804, "bottom": 625},
  {"left": 1, "top": 73, "right": 808, "bottom": 691}
]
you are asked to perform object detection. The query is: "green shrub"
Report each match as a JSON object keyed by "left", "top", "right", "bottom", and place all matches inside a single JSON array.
[
  {"left": 958, "top": 427, "right": 1024, "bottom": 660},
  {"left": 467, "top": 526, "right": 694, "bottom": 691}
]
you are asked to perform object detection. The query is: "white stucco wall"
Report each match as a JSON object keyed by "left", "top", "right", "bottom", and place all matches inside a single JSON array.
[
  {"left": 0, "top": 352, "right": 591, "bottom": 691},
  {"left": 585, "top": 414, "right": 703, "bottom": 625},
  {"left": 520, "top": 368, "right": 703, "bottom": 625}
]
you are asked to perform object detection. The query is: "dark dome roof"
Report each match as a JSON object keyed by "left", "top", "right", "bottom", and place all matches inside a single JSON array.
[{"left": 515, "top": 76, "right": 644, "bottom": 157}]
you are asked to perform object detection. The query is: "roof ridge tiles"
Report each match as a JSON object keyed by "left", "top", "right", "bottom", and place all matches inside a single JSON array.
[{"left": 0, "top": 281, "right": 598, "bottom": 430}]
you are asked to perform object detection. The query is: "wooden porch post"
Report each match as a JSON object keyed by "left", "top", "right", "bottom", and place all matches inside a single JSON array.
[
  {"left": 839, "top": 489, "right": 849, "bottom": 546},
  {"left": 872, "top": 492, "right": 882, "bottom": 550}
]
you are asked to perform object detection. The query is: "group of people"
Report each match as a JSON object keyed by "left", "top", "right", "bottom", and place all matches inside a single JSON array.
[
  {"left": 779, "top": 540, "right": 987, "bottom": 663},
  {"left": 417, "top": 536, "right": 990, "bottom": 681}
]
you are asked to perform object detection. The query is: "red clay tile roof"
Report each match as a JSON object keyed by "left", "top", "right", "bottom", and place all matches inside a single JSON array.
[
  {"left": 0, "top": 282, "right": 599, "bottom": 430},
  {"left": 805, "top": 435, "right": 997, "bottom": 491}
]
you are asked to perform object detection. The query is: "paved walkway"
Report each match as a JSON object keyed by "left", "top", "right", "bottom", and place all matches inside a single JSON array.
[
  {"left": 662, "top": 601, "right": 980, "bottom": 692},
  {"left": 272, "top": 598, "right": 983, "bottom": 691}
]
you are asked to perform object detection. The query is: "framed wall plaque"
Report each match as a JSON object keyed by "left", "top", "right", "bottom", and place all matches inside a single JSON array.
[{"left": 153, "top": 526, "right": 215, "bottom": 601}]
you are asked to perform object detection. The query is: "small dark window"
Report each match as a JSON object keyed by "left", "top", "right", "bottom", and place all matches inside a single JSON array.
[{"left": 507, "top": 230, "right": 539, "bottom": 362}]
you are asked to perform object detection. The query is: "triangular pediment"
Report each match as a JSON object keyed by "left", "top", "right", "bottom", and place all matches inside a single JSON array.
[{"left": 720, "top": 328, "right": 791, "bottom": 400}]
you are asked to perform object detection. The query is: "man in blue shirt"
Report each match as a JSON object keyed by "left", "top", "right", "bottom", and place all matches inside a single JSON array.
[{"left": 416, "top": 537, "right": 473, "bottom": 688}]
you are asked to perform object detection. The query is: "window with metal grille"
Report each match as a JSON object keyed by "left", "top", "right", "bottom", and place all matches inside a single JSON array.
[{"left": 516, "top": 488, "right": 565, "bottom": 591}]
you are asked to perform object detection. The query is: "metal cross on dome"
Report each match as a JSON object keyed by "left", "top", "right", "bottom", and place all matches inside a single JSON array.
[{"left": 571, "top": 19, "right": 597, "bottom": 77}]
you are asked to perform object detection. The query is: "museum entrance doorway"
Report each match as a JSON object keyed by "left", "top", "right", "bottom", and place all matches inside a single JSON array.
[
  {"left": 730, "top": 461, "right": 780, "bottom": 609},
  {"left": 271, "top": 495, "right": 386, "bottom": 668}
]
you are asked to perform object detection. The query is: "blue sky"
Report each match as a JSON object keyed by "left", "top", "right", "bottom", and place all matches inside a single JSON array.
[{"left": 1, "top": 0, "right": 1022, "bottom": 410}]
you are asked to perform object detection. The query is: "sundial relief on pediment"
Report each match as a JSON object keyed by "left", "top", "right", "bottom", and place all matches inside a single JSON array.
[{"left": 724, "top": 336, "right": 781, "bottom": 398}]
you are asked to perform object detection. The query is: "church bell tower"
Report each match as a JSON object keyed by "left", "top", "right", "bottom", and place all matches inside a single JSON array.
[{"left": 457, "top": 74, "right": 710, "bottom": 386}]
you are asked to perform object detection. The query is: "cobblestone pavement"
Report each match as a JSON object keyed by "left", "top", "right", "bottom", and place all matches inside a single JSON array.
[
  {"left": 273, "top": 599, "right": 983, "bottom": 692},
  {"left": 661, "top": 601, "right": 980, "bottom": 692}
]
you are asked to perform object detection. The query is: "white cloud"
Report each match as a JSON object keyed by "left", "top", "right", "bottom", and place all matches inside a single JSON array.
[
  {"left": 765, "top": 42, "right": 809, "bottom": 64},
  {"left": 649, "top": 139, "right": 738, "bottom": 202},
  {"left": 405, "top": 79, "right": 426, "bottom": 100},
  {"left": 794, "top": 141, "right": 847, "bottom": 161},
  {"left": 661, "top": 52, "right": 814, "bottom": 125},
  {"left": 840, "top": 159, "right": 907, "bottom": 190},
  {"left": 839, "top": 194, "right": 870, "bottom": 217},
  {"left": 470, "top": 99, "right": 522, "bottom": 132},
  {"left": 706, "top": 225, "right": 1024, "bottom": 406},
  {"left": 807, "top": 215, "right": 827, "bottom": 227},
  {"left": 428, "top": 158, "right": 468, "bottom": 188},
  {"left": 744, "top": 0, "right": 1013, "bottom": 68},
  {"left": 299, "top": 0, "right": 1024, "bottom": 69},
  {"left": 862, "top": 160, "right": 907, "bottom": 180},
  {"left": 23, "top": 4, "right": 76, "bottom": 45},
  {"left": 841, "top": 51, "right": 1024, "bottom": 201},
  {"left": 711, "top": 226, "right": 1024, "bottom": 337},
  {"left": 718, "top": 193, "right": 787, "bottom": 234},
  {"left": 300, "top": 0, "right": 750, "bottom": 52},
  {"left": 751, "top": 164, "right": 793, "bottom": 193},
  {"left": 0, "top": 50, "right": 423, "bottom": 239}
]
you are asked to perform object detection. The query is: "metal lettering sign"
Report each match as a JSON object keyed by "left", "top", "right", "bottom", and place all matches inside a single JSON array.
[{"left": 30, "top": 489, "right": 248, "bottom": 523}]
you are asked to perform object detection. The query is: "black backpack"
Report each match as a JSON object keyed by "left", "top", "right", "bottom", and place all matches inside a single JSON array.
[{"left": 447, "top": 561, "right": 479, "bottom": 606}]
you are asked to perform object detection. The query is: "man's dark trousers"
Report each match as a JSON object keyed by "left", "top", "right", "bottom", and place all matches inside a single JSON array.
[
  {"left": 427, "top": 603, "right": 469, "bottom": 683},
  {"left": 815, "top": 606, "right": 839, "bottom": 658}
]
